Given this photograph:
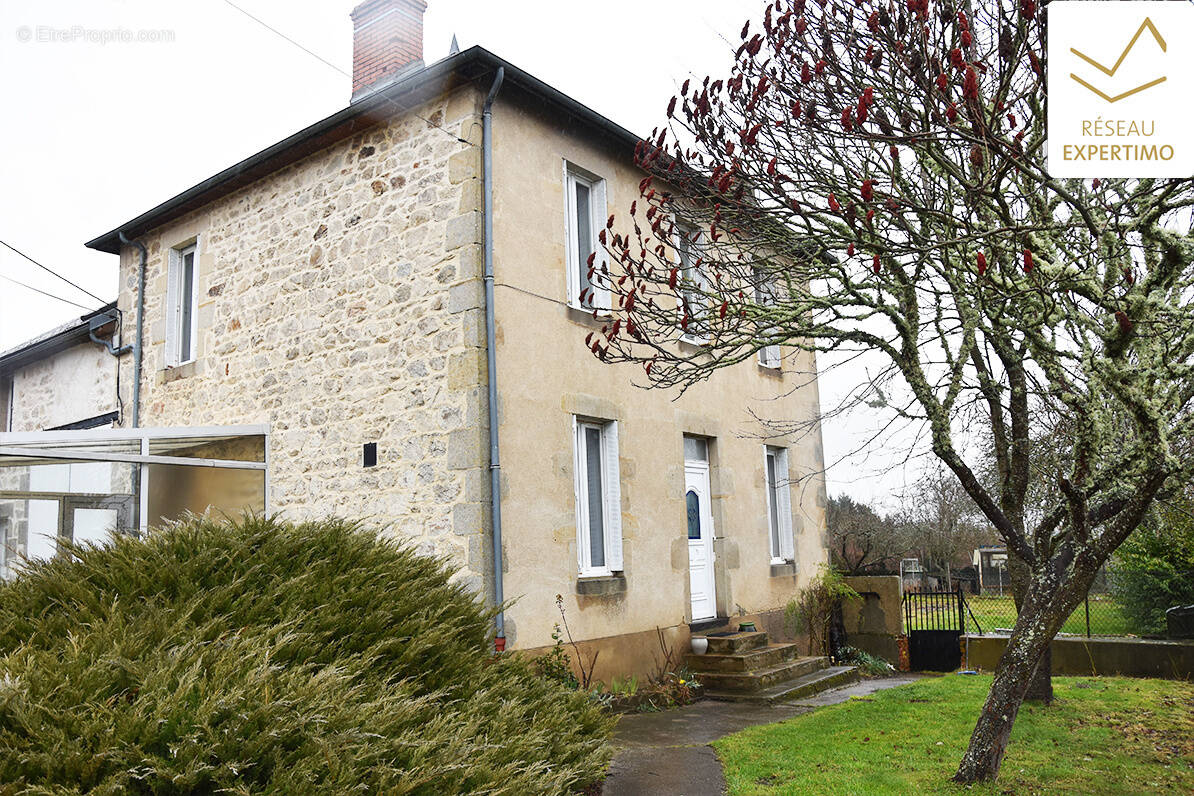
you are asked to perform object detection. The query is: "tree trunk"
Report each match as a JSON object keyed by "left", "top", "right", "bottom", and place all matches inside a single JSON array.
[
  {"left": 954, "top": 561, "right": 1097, "bottom": 783},
  {"left": 953, "top": 601, "right": 1056, "bottom": 782},
  {"left": 1007, "top": 553, "right": 1052, "bottom": 703}
]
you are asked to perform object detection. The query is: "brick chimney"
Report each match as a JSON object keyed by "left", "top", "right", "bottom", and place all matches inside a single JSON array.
[{"left": 351, "top": 0, "right": 428, "bottom": 101}]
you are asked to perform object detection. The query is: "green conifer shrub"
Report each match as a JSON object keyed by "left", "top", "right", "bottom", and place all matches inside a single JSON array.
[{"left": 0, "top": 516, "right": 613, "bottom": 794}]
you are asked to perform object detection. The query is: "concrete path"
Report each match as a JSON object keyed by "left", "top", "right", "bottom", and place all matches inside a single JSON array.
[{"left": 601, "top": 675, "right": 921, "bottom": 796}]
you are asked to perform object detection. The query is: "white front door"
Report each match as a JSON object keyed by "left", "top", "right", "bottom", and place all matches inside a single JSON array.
[{"left": 685, "top": 463, "right": 717, "bottom": 621}]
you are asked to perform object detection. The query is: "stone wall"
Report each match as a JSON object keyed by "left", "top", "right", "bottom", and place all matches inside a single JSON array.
[
  {"left": 842, "top": 575, "right": 904, "bottom": 664},
  {"left": 114, "top": 86, "right": 493, "bottom": 593},
  {"left": 6, "top": 343, "right": 117, "bottom": 432}
]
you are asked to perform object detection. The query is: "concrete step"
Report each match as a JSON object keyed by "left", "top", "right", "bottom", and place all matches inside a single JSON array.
[
  {"left": 702, "top": 631, "right": 769, "bottom": 655},
  {"left": 694, "top": 655, "right": 829, "bottom": 693},
  {"left": 686, "top": 643, "right": 803, "bottom": 673},
  {"left": 703, "top": 665, "right": 860, "bottom": 705}
]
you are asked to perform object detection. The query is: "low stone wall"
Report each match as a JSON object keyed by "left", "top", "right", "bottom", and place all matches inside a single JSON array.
[
  {"left": 842, "top": 575, "right": 904, "bottom": 665},
  {"left": 965, "top": 634, "right": 1194, "bottom": 679}
]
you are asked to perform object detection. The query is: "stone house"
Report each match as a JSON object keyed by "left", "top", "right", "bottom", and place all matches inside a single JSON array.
[{"left": 0, "top": 0, "right": 829, "bottom": 677}]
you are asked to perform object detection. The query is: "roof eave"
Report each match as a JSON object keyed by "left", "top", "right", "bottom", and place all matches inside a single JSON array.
[{"left": 85, "top": 46, "right": 643, "bottom": 255}]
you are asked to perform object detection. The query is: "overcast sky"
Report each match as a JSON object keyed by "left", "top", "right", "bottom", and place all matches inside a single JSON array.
[{"left": 0, "top": 0, "right": 929, "bottom": 504}]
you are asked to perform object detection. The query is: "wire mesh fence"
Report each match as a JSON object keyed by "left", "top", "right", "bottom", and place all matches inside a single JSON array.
[{"left": 958, "top": 568, "right": 1191, "bottom": 638}]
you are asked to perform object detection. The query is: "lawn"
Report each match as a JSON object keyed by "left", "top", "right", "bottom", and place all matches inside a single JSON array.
[
  {"left": 963, "top": 594, "right": 1131, "bottom": 636},
  {"left": 715, "top": 675, "right": 1194, "bottom": 795}
]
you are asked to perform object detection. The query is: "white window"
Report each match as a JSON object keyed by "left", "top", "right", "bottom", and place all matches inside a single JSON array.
[
  {"left": 754, "top": 267, "right": 781, "bottom": 368},
  {"left": 564, "top": 163, "right": 609, "bottom": 311},
  {"left": 765, "top": 446, "right": 795, "bottom": 563},
  {"left": 166, "top": 242, "right": 199, "bottom": 366},
  {"left": 573, "top": 417, "right": 623, "bottom": 576},
  {"left": 676, "top": 222, "right": 710, "bottom": 342}
]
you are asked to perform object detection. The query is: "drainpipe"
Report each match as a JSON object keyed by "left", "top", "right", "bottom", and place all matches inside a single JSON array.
[
  {"left": 118, "top": 232, "right": 147, "bottom": 428},
  {"left": 483, "top": 67, "right": 506, "bottom": 652}
]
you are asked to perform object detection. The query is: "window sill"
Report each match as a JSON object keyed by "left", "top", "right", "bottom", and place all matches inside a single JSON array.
[
  {"left": 758, "top": 363, "right": 783, "bottom": 378},
  {"left": 566, "top": 305, "right": 612, "bottom": 327},
  {"left": 157, "top": 360, "right": 199, "bottom": 385},
  {"left": 576, "top": 573, "right": 627, "bottom": 597},
  {"left": 770, "top": 561, "right": 798, "bottom": 578}
]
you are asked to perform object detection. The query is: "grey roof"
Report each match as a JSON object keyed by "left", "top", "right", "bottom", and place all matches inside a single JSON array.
[
  {"left": 0, "top": 303, "right": 117, "bottom": 373},
  {"left": 86, "top": 46, "right": 642, "bottom": 255}
]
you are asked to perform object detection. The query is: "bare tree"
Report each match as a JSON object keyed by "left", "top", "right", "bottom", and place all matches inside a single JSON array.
[
  {"left": 827, "top": 494, "right": 904, "bottom": 574},
  {"left": 580, "top": 0, "right": 1194, "bottom": 783}
]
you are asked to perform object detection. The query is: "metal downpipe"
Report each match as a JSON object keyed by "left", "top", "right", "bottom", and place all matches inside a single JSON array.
[
  {"left": 483, "top": 67, "right": 506, "bottom": 651},
  {"left": 118, "top": 232, "right": 147, "bottom": 428}
]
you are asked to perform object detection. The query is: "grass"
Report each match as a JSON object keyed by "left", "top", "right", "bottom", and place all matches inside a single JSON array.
[
  {"left": 964, "top": 594, "right": 1132, "bottom": 636},
  {"left": 715, "top": 675, "right": 1194, "bottom": 795}
]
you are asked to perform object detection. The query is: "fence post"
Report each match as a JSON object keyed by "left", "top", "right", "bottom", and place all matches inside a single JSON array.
[
  {"left": 1085, "top": 595, "right": 1091, "bottom": 638},
  {"left": 957, "top": 583, "right": 965, "bottom": 633}
]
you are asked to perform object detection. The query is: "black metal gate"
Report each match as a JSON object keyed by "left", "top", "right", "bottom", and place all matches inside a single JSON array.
[{"left": 904, "top": 587, "right": 965, "bottom": 671}]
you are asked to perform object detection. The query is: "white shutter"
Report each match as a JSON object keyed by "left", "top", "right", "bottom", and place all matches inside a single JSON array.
[
  {"left": 593, "top": 178, "right": 611, "bottom": 311},
  {"left": 777, "top": 448, "right": 795, "bottom": 561},
  {"left": 572, "top": 415, "right": 584, "bottom": 574},
  {"left": 603, "top": 420, "right": 623, "bottom": 571},
  {"left": 165, "top": 249, "right": 180, "bottom": 366}
]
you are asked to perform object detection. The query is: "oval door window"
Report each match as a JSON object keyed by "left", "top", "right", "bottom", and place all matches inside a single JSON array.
[{"left": 686, "top": 490, "right": 701, "bottom": 539}]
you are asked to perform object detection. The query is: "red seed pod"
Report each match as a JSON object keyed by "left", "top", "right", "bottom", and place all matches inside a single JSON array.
[
  {"left": 815, "top": 59, "right": 827, "bottom": 75},
  {"left": 847, "top": 242, "right": 855, "bottom": 256},
  {"left": 607, "top": 214, "right": 615, "bottom": 229},
  {"left": 645, "top": 360, "right": 654, "bottom": 375},
  {"left": 767, "top": 157, "right": 777, "bottom": 176},
  {"left": 950, "top": 48, "right": 964, "bottom": 70},
  {"left": 719, "top": 300, "right": 728, "bottom": 319},
  {"left": 868, "top": 11, "right": 879, "bottom": 31},
  {"left": 866, "top": 209, "right": 875, "bottom": 226},
  {"left": 828, "top": 193, "right": 841, "bottom": 212},
  {"left": 872, "top": 254, "right": 881, "bottom": 274},
  {"left": 667, "top": 96, "right": 677, "bottom": 118},
  {"left": 862, "top": 86, "right": 874, "bottom": 106},
  {"left": 963, "top": 66, "right": 978, "bottom": 100},
  {"left": 961, "top": 30, "right": 972, "bottom": 48},
  {"left": 791, "top": 99, "right": 803, "bottom": 118},
  {"left": 1023, "top": 249, "right": 1034, "bottom": 273},
  {"left": 861, "top": 179, "right": 874, "bottom": 201},
  {"left": 857, "top": 101, "right": 868, "bottom": 125},
  {"left": 1115, "top": 310, "right": 1132, "bottom": 333},
  {"left": 936, "top": 73, "right": 948, "bottom": 91},
  {"left": 841, "top": 106, "right": 853, "bottom": 131},
  {"left": 1092, "top": 178, "right": 1102, "bottom": 190},
  {"left": 668, "top": 268, "right": 679, "bottom": 289},
  {"left": 1007, "top": 113, "right": 1017, "bottom": 129},
  {"left": 946, "top": 103, "right": 958, "bottom": 122},
  {"left": 1020, "top": 0, "right": 1036, "bottom": 20},
  {"left": 585, "top": 331, "right": 594, "bottom": 347},
  {"left": 889, "top": 145, "right": 899, "bottom": 160},
  {"left": 630, "top": 200, "right": 637, "bottom": 216},
  {"left": 976, "top": 252, "right": 987, "bottom": 276},
  {"left": 958, "top": 10, "right": 969, "bottom": 30},
  {"left": 801, "top": 61, "right": 811, "bottom": 83},
  {"left": 1123, "top": 268, "right": 1135, "bottom": 286}
]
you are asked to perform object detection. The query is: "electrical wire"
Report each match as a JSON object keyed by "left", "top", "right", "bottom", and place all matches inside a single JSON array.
[
  {"left": 0, "top": 270, "right": 97, "bottom": 312},
  {"left": 221, "top": 0, "right": 474, "bottom": 147},
  {"left": 0, "top": 239, "right": 107, "bottom": 305}
]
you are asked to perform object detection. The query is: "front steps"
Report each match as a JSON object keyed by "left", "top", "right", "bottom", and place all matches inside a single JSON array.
[{"left": 688, "top": 629, "right": 859, "bottom": 704}]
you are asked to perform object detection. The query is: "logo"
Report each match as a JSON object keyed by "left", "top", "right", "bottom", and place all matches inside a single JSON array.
[
  {"left": 1069, "top": 17, "right": 1166, "bottom": 103},
  {"left": 1048, "top": 2, "right": 1193, "bottom": 177}
]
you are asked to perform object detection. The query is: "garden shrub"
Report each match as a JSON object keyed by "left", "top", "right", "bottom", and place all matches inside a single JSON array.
[
  {"left": 0, "top": 516, "right": 613, "bottom": 794},
  {"left": 1110, "top": 496, "right": 1194, "bottom": 635}
]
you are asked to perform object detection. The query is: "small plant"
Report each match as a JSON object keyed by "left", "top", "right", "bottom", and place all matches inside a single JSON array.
[
  {"left": 609, "top": 675, "right": 639, "bottom": 697},
  {"left": 538, "top": 623, "right": 580, "bottom": 689},
  {"left": 554, "top": 594, "right": 600, "bottom": 689},
  {"left": 837, "top": 645, "right": 895, "bottom": 676},
  {"left": 784, "top": 566, "right": 860, "bottom": 656}
]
